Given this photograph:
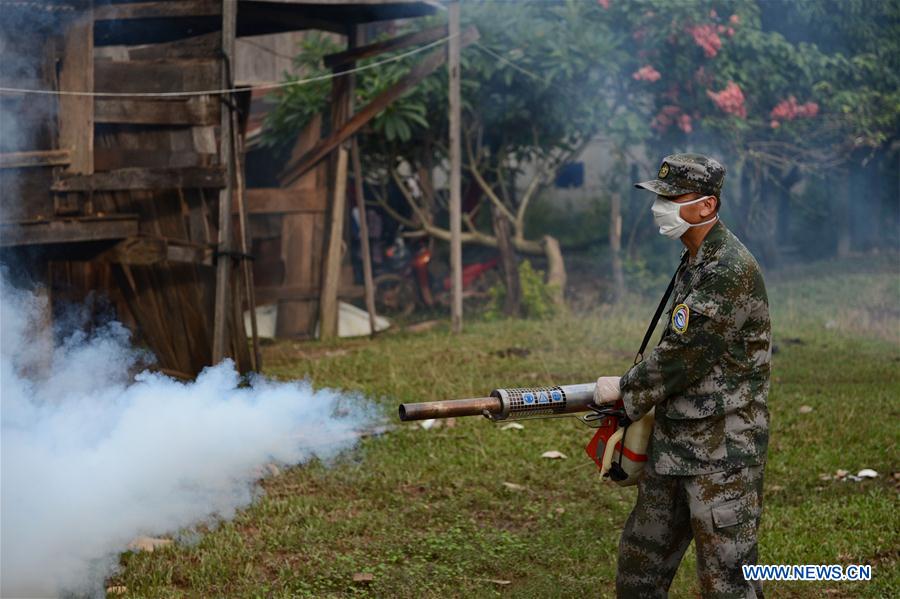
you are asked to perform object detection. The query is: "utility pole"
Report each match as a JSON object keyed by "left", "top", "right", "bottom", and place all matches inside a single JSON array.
[{"left": 448, "top": 1, "right": 463, "bottom": 333}]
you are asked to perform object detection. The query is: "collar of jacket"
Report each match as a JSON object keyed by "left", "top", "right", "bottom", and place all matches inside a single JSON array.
[{"left": 686, "top": 219, "right": 727, "bottom": 269}]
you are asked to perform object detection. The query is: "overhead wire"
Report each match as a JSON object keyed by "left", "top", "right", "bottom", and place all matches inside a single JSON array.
[
  {"left": 472, "top": 41, "right": 543, "bottom": 82},
  {"left": 0, "top": 33, "right": 458, "bottom": 98}
]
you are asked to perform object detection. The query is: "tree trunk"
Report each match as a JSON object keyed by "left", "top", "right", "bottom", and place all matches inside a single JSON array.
[
  {"left": 609, "top": 193, "right": 625, "bottom": 303},
  {"left": 491, "top": 203, "right": 521, "bottom": 316},
  {"left": 836, "top": 175, "right": 851, "bottom": 258},
  {"left": 542, "top": 235, "right": 566, "bottom": 308}
]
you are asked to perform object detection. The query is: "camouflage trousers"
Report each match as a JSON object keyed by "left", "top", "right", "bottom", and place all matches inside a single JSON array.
[{"left": 616, "top": 464, "right": 765, "bottom": 599}]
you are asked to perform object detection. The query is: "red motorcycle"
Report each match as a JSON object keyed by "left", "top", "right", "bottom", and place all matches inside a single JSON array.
[{"left": 374, "top": 237, "right": 499, "bottom": 317}]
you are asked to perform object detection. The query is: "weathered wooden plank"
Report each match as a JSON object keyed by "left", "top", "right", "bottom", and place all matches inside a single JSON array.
[
  {"left": 95, "top": 230, "right": 214, "bottom": 266},
  {"left": 52, "top": 167, "right": 226, "bottom": 192},
  {"left": 95, "top": 97, "right": 219, "bottom": 125},
  {"left": 93, "top": 1, "right": 221, "bottom": 21},
  {"left": 280, "top": 26, "right": 480, "bottom": 185},
  {"left": 0, "top": 150, "right": 71, "bottom": 169},
  {"left": 239, "top": 187, "right": 327, "bottom": 215},
  {"left": 0, "top": 168, "right": 54, "bottom": 220},
  {"left": 94, "top": 126, "right": 215, "bottom": 155},
  {"left": 324, "top": 25, "right": 447, "bottom": 68},
  {"left": 99, "top": 236, "right": 166, "bottom": 265},
  {"left": 275, "top": 212, "right": 317, "bottom": 337},
  {"left": 93, "top": 148, "right": 215, "bottom": 171},
  {"left": 0, "top": 215, "right": 138, "bottom": 247},
  {"left": 127, "top": 32, "right": 221, "bottom": 60},
  {"left": 257, "top": 285, "right": 364, "bottom": 304},
  {"left": 58, "top": 14, "right": 93, "bottom": 174},
  {"left": 94, "top": 60, "right": 220, "bottom": 94}
]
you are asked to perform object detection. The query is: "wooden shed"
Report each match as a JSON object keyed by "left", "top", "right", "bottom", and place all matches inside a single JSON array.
[{"left": 0, "top": 0, "right": 439, "bottom": 377}]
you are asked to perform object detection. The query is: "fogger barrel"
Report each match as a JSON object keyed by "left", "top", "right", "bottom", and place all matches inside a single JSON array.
[{"left": 398, "top": 383, "right": 596, "bottom": 422}]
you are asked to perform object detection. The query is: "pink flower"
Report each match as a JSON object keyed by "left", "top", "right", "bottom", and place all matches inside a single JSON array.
[
  {"left": 597, "top": 0, "right": 610, "bottom": 9},
  {"left": 662, "top": 85, "right": 680, "bottom": 102},
  {"left": 693, "top": 66, "right": 712, "bottom": 86},
  {"left": 770, "top": 120, "right": 780, "bottom": 129},
  {"left": 729, "top": 14, "right": 740, "bottom": 25},
  {"left": 689, "top": 24, "right": 722, "bottom": 58},
  {"left": 709, "top": 9, "right": 718, "bottom": 19},
  {"left": 727, "top": 27, "right": 735, "bottom": 37},
  {"left": 771, "top": 96, "right": 798, "bottom": 120},
  {"left": 678, "top": 114, "right": 693, "bottom": 133},
  {"left": 651, "top": 104, "right": 681, "bottom": 133},
  {"left": 770, "top": 96, "right": 819, "bottom": 126},
  {"left": 717, "top": 24, "right": 727, "bottom": 34},
  {"left": 632, "top": 65, "right": 661, "bottom": 82},
  {"left": 798, "top": 102, "right": 819, "bottom": 117},
  {"left": 706, "top": 81, "right": 747, "bottom": 118}
]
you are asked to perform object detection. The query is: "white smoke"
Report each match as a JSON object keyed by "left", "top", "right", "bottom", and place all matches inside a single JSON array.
[{"left": 0, "top": 272, "right": 375, "bottom": 598}]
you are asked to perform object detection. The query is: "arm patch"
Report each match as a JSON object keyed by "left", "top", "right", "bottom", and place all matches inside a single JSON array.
[{"left": 672, "top": 303, "right": 690, "bottom": 334}]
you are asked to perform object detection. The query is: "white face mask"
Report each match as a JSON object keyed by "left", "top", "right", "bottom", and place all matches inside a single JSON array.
[{"left": 651, "top": 195, "right": 718, "bottom": 240}]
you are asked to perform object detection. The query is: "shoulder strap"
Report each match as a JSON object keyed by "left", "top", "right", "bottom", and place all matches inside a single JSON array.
[{"left": 633, "top": 253, "right": 688, "bottom": 365}]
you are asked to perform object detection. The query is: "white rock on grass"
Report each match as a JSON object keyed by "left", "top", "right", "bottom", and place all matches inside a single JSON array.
[
  {"left": 127, "top": 536, "right": 172, "bottom": 553},
  {"left": 541, "top": 450, "right": 568, "bottom": 460}
]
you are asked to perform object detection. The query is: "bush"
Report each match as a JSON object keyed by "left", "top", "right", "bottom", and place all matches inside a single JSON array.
[{"left": 485, "top": 260, "right": 560, "bottom": 320}]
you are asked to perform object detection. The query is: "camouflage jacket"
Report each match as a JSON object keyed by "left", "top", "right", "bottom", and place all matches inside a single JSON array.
[{"left": 621, "top": 221, "right": 771, "bottom": 475}]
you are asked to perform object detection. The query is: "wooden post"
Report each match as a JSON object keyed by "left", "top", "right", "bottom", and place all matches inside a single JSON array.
[
  {"left": 319, "top": 40, "right": 354, "bottom": 340},
  {"left": 212, "top": 0, "right": 236, "bottom": 362},
  {"left": 346, "top": 26, "right": 377, "bottom": 336},
  {"left": 351, "top": 138, "right": 377, "bottom": 335},
  {"left": 609, "top": 192, "right": 625, "bottom": 303},
  {"left": 319, "top": 146, "right": 349, "bottom": 338},
  {"left": 448, "top": 1, "right": 463, "bottom": 333},
  {"left": 232, "top": 108, "right": 261, "bottom": 371}
]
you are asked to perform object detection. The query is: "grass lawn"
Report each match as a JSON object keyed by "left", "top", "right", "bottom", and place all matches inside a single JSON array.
[{"left": 113, "top": 258, "right": 899, "bottom": 598}]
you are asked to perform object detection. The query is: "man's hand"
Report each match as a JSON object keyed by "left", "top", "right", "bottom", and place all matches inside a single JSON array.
[{"left": 593, "top": 376, "right": 622, "bottom": 405}]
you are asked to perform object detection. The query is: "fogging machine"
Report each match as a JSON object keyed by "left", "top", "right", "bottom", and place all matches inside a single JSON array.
[{"left": 399, "top": 383, "right": 654, "bottom": 486}]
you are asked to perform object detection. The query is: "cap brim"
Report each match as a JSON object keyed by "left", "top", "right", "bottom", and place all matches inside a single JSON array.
[{"left": 634, "top": 179, "right": 694, "bottom": 197}]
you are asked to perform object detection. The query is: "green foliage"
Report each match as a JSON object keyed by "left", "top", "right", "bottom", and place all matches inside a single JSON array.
[
  {"left": 486, "top": 260, "right": 559, "bottom": 321},
  {"left": 604, "top": 0, "right": 900, "bottom": 160},
  {"left": 260, "top": 33, "right": 339, "bottom": 150},
  {"left": 261, "top": 32, "right": 439, "bottom": 154}
]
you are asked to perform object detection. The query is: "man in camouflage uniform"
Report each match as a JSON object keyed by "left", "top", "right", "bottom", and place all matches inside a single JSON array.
[{"left": 594, "top": 154, "right": 771, "bottom": 598}]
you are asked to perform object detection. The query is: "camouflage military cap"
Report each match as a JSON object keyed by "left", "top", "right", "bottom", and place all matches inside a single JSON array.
[{"left": 635, "top": 153, "right": 725, "bottom": 198}]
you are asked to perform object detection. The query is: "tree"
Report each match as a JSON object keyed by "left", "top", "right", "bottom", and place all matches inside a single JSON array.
[
  {"left": 265, "top": 1, "right": 637, "bottom": 310},
  {"left": 265, "top": 0, "right": 900, "bottom": 300},
  {"left": 606, "top": 0, "right": 900, "bottom": 263}
]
